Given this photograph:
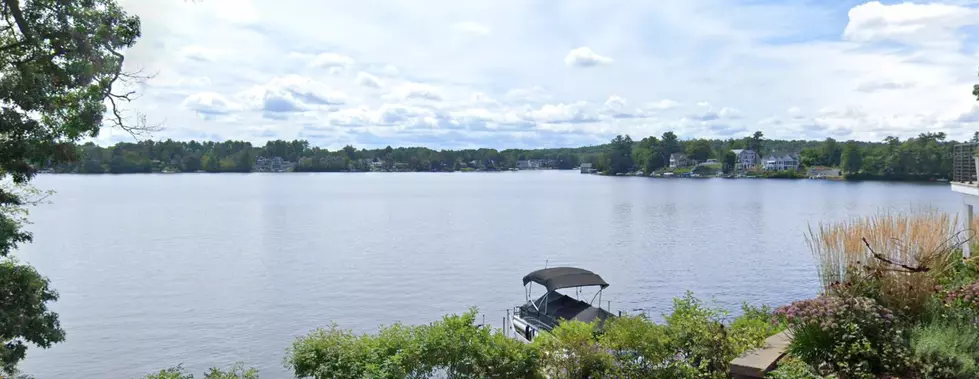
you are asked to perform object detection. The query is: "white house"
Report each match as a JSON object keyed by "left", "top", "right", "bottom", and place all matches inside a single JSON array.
[
  {"left": 762, "top": 153, "right": 800, "bottom": 171},
  {"left": 731, "top": 149, "right": 759, "bottom": 170},
  {"left": 669, "top": 153, "right": 691, "bottom": 168}
]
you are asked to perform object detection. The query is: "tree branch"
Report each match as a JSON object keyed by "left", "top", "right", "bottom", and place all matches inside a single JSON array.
[
  {"left": 861, "top": 237, "right": 930, "bottom": 273},
  {"left": 2, "top": 0, "right": 32, "bottom": 43}
]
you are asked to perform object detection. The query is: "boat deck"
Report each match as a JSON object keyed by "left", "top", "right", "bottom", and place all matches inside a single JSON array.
[{"left": 517, "top": 292, "right": 614, "bottom": 332}]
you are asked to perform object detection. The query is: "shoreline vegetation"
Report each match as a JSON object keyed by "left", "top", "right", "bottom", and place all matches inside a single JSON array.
[
  {"left": 37, "top": 131, "right": 957, "bottom": 182},
  {"left": 134, "top": 209, "right": 979, "bottom": 379}
]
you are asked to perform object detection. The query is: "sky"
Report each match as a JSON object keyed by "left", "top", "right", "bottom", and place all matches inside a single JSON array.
[{"left": 108, "top": 0, "right": 979, "bottom": 150}]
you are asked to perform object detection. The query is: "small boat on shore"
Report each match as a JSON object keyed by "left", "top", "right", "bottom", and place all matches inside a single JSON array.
[{"left": 511, "top": 267, "right": 615, "bottom": 342}]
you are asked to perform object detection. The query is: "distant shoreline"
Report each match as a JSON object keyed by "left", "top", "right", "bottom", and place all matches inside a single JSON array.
[{"left": 34, "top": 170, "right": 950, "bottom": 183}]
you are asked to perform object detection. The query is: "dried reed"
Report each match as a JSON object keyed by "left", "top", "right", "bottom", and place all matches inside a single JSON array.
[{"left": 805, "top": 208, "right": 969, "bottom": 315}]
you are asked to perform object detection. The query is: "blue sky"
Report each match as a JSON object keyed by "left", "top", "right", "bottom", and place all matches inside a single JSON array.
[{"left": 110, "top": 0, "right": 979, "bottom": 149}]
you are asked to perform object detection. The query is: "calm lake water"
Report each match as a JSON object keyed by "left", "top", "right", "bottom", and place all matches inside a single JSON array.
[{"left": 17, "top": 172, "right": 960, "bottom": 378}]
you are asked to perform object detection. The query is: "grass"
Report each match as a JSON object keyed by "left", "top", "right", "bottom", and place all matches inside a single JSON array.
[
  {"left": 805, "top": 209, "right": 967, "bottom": 316},
  {"left": 911, "top": 321, "right": 979, "bottom": 378}
]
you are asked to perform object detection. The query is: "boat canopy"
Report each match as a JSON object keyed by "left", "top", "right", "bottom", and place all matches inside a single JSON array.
[{"left": 522, "top": 267, "right": 609, "bottom": 293}]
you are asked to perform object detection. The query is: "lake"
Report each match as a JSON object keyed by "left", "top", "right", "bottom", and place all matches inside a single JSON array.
[{"left": 16, "top": 172, "right": 961, "bottom": 378}]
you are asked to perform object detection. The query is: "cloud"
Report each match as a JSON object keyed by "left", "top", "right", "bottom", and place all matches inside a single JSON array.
[
  {"left": 387, "top": 82, "right": 444, "bottom": 101},
  {"left": 718, "top": 107, "right": 742, "bottom": 119},
  {"left": 564, "top": 47, "right": 613, "bottom": 67},
  {"left": 604, "top": 95, "right": 627, "bottom": 111},
  {"left": 356, "top": 72, "right": 383, "bottom": 88},
  {"left": 112, "top": 0, "right": 979, "bottom": 148},
  {"left": 309, "top": 53, "right": 355, "bottom": 74},
  {"left": 329, "top": 104, "right": 439, "bottom": 127},
  {"left": 856, "top": 80, "right": 915, "bottom": 92},
  {"left": 505, "top": 86, "right": 551, "bottom": 103},
  {"left": 686, "top": 111, "right": 719, "bottom": 122},
  {"left": 181, "top": 92, "right": 240, "bottom": 115},
  {"left": 237, "top": 75, "right": 347, "bottom": 113},
  {"left": 179, "top": 45, "right": 218, "bottom": 62},
  {"left": 455, "top": 21, "right": 491, "bottom": 36},
  {"left": 843, "top": 1, "right": 979, "bottom": 48},
  {"left": 524, "top": 102, "right": 599, "bottom": 124},
  {"left": 646, "top": 99, "right": 682, "bottom": 110}
]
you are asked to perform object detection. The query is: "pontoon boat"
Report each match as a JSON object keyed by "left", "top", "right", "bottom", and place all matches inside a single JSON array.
[{"left": 511, "top": 267, "right": 615, "bottom": 342}]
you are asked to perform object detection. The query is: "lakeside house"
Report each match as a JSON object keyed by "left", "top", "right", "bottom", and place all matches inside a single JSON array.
[
  {"left": 254, "top": 156, "right": 295, "bottom": 172},
  {"left": 762, "top": 152, "right": 800, "bottom": 171},
  {"left": 669, "top": 153, "right": 691, "bottom": 168},
  {"left": 731, "top": 149, "right": 759, "bottom": 171},
  {"left": 517, "top": 159, "right": 552, "bottom": 170}
]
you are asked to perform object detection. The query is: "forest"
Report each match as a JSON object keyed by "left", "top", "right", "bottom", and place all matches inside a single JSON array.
[{"left": 40, "top": 131, "right": 965, "bottom": 181}]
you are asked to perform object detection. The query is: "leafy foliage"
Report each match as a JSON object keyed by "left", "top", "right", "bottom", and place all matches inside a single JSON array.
[
  {"left": 287, "top": 308, "right": 539, "bottom": 379},
  {"left": 0, "top": 259, "right": 65, "bottom": 375},
  {"left": 775, "top": 296, "right": 911, "bottom": 377},
  {"left": 140, "top": 363, "right": 258, "bottom": 379},
  {"left": 285, "top": 296, "right": 779, "bottom": 379},
  {"left": 910, "top": 321, "right": 979, "bottom": 379},
  {"left": 765, "top": 356, "right": 823, "bottom": 379}
]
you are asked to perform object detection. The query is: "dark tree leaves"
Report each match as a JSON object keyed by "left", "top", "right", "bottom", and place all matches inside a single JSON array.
[{"left": 0, "top": 260, "right": 64, "bottom": 375}]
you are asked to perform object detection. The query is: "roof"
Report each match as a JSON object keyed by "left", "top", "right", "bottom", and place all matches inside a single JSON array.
[
  {"left": 670, "top": 153, "right": 687, "bottom": 159},
  {"left": 523, "top": 267, "right": 609, "bottom": 292}
]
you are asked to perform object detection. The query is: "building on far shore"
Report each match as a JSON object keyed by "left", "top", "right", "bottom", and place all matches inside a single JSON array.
[
  {"left": 580, "top": 163, "right": 595, "bottom": 174},
  {"left": 762, "top": 152, "right": 800, "bottom": 171},
  {"left": 669, "top": 153, "right": 691, "bottom": 168},
  {"left": 731, "top": 149, "right": 759, "bottom": 171}
]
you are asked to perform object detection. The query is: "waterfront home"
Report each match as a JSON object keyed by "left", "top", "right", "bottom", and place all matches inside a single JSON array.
[
  {"left": 762, "top": 153, "right": 800, "bottom": 171},
  {"left": 580, "top": 163, "right": 595, "bottom": 174},
  {"left": 669, "top": 153, "right": 691, "bottom": 168},
  {"left": 516, "top": 160, "right": 543, "bottom": 170},
  {"left": 254, "top": 156, "right": 269, "bottom": 172},
  {"left": 731, "top": 149, "right": 759, "bottom": 171}
]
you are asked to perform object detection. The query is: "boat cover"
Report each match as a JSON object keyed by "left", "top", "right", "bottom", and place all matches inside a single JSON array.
[{"left": 522, "top": 267, "right": 609, "bottom": 293}]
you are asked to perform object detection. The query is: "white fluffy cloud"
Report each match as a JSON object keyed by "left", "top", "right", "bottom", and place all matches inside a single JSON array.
[
  {"left": 356, "top": 72, "right": 384, "bottom": 88},
  {"left": 387, "top": 82, "right": 444, "bottom": 101},
  {"left": 236, "top": 75, "right": 347, "bottom": 114},
  {"left": 182, "top": 92, "right": 240, "bottom": 115},
  {"left": 564, "top": 47, "right": 614, "bottom": 67}
]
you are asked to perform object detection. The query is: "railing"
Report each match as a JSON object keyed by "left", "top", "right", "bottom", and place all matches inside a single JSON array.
[{"left": 953, "top": 143, "right": 979, "bottom": 183}]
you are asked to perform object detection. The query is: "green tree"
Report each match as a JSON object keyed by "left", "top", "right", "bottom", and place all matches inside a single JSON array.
[
  {"left": 973, "top": 65, "right": 978, "bottom": 101},
  {"left": 746, "top": 131, "right": 765, "bottom": 153},
  {"left": 820, "top": 138, "right": 842, "bottom": 166},
  {"left": 799, "top": 148, "right": 822, "bottom": 167},
  {"left": 181, "top": 155, "right": 201, "bottom": 173},
  {"left": 685, "top": 139, "right": 713, "bottom": 162},
  {"left": 608, "top": 135, "right": 634, "bottom": 174},
  {"left": 722, "top": 150, "right": 736, "bottom": 174},
  {"left": 661, "top": 131, "right": 681, "bottom": 164},
  {"left": 841, "top": 141, "right": 863, "bottom": 175},
  {"left": 0, "top": 0, "right": 143, "bottom": 373}
]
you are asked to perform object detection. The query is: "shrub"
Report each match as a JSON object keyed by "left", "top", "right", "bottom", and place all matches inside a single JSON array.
[
  {"left": 597, "top": 314, "right": 672, "bottom": 377},
  {"left": 910, "top": 321, "right": 979, "bottom": 379},
  {"left": 775, "top": 295, "right": 911, "bottom": 377},
  {"left": 286, "top": 309, "right": 540, "bottom": 379},
  {"left": 141, "top": 363, "right": 258, "bottom": 379},
  {"left": 532, "top": 320, "right": 609, "bottom": 379},
  {"left": 765, "top": 356, "right": 822, "bottom": 379}
]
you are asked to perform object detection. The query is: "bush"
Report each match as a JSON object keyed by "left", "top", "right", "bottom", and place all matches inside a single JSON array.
[
  {"left": 910, "top": 321, "right": 979, "bottom": 379},
  {"left": 286, "top": 309, "right": 540, "bottom": 379},
  {"left": 775, "top": 295, "right": 911, "bottom": 377},
  {"left": 765, "top": 356, "right": 822, "bottom": 379},
  {"left": 141, "top": 363, "right": 258, "bottom": 379}
]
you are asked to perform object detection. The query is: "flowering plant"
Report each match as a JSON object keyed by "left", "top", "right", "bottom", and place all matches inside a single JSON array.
[{"left": 774, "top": 295, "right": 910, "bottom": 377}]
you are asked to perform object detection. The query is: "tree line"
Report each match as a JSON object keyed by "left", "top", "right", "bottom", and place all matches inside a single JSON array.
[
  {"left": 37, "top": 130, "right": 964, "bottom": 180},
  {"left": 592, "top": 131, "right": 959, "bottom": 180}
]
